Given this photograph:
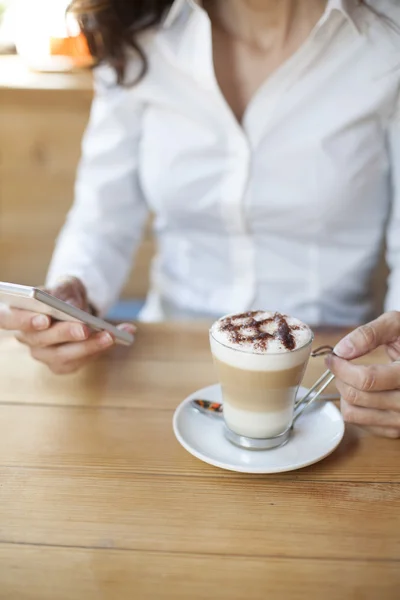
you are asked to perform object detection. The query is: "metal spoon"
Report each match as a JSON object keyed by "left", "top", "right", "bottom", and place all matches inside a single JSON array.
[{"left": 191, "top": 391, "right": 339, "bottom": 419}]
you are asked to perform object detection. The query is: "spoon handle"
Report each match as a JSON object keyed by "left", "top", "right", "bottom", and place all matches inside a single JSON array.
[
  {"left": 191, "top": 391, "right": 339, "bottom": 419},
  {"left": 191, "top": 400, "right": 224, "bottom": 418},
  {"left": 293, "top": 371, "right": 336, "bottom": 424}
]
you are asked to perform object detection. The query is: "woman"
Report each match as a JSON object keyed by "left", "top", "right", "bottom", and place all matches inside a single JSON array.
[{"left": 1, "top": 0, "right": 400, "bottom": 437}]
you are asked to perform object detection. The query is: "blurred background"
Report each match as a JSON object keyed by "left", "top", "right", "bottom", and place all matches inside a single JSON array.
[
  {"left": 0, "top": 0, "right": 388, "bottom": 321},
  {"left": 0, "top": 0, "right": 152, "bottom": 320}
]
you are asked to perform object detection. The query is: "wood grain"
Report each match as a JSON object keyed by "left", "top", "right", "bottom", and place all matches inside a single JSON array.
[
  {"left": 0, "top": 325, "right": 399, "bottom": 598},
  {"left": 0, "top": 468, "right": 399, "bottom": 561},
  {"left": 1, "top": 545, "right": 399, "bottom": 600},
  {"left": 0, "top": 405, "right": 399, "bottom": 483}
]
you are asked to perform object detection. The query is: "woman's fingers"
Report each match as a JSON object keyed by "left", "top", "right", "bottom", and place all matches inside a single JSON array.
[
  {"left": 340, "top": 398, "right": 400, "bottom": 429},
  {"left": 16, "top": 321, "right": 137, "bottom": 349},
  {"left": 0, "top": 278, "right": 125, "bottom": 375},
  {"left": 334, "top": 311, "right": 400, "bottom": 359},
  {"left": 386, "top": 346, "right": 400, "bottom": 362},
  {"left": 335, "top": 379, "right": 400, "bottom": 412},
  {"left": 49, "top": 276, "right": 90, "bottom": 310},
  {"left": 16, "top": 321, "right": 90, "bottom": 348},
  {"left": 0, "top": 306, "right": 51, "bottom": 333},
  {"left": 117, "top": 322, "right": 137, "bottom": 336},
  {"left": 363, "top": 426, "right": 400, "bottom": 440},
  {"left": 30, "top": 331, "right": 115, "bottom": 374},
  {"left": 327, "top": 312, "right": 400, "bottom": 439},
  {"left": 326, "top": 354, "right": 400, "bottom": 393},
  {"left": 2, "top": 273, "right": 135, "bottom": 376}
]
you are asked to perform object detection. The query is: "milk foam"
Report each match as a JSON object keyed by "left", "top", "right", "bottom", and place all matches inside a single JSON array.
[{"left": 210, "top": 311, "right": 313, "bottom": 371}]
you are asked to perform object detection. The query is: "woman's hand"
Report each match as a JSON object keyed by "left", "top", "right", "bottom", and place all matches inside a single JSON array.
[
  {"left": 326, "top": 311, "right": 400, "bottom": 438},
  {"left": 0, "top": 277, "right": 136, "bottom": 375}
]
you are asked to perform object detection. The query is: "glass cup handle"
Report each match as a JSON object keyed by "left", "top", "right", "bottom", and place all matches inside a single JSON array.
[{"left": 293, "top": 370, "right": 336, "bottom": 425}]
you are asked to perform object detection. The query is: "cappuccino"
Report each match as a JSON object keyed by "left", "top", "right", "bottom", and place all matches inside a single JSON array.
[{"left": 210, "top": 311, "right": 313, "bottom": 439}]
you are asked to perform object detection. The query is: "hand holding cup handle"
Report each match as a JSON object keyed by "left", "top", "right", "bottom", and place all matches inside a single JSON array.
[{"left": 325, "top": 312, "right": 400, "bottom": 439}]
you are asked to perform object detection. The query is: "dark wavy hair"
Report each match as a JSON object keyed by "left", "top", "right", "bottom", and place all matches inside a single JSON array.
[{"left": 68, "top": 1, "right": 174, "bottom": 84}]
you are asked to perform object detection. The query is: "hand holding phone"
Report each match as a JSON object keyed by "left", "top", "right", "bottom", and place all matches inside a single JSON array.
[{"left": 0, "top": 277, "right": 136, "bottom": 375}]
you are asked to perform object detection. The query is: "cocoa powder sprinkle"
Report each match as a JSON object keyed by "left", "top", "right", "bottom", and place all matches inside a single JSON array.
[{"left": 219, "top": 311, "right": 299, "bottom": 351}]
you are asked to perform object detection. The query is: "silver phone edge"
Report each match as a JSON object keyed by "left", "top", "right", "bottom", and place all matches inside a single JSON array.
[
  {"left": 0, "top": 282, "right": 35, "bottom": 298},
  {"left": 34, "top": 289, "right": 134, "bottom": 346}
]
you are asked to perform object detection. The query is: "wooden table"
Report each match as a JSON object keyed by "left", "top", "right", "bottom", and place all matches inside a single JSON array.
[{"left": 0, "top": 324, "right": 399, "bottom": 599}]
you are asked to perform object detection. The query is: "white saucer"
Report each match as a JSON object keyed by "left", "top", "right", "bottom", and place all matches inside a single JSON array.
[{"left": 173, "top": 384, "right": 345, "bottom": 474}]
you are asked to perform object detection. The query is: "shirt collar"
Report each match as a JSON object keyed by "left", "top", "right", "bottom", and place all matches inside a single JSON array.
[
  {"left": 163, "top": 0, "right": 363, "bottom": 33},
  {"left": 163, "top": 0, "right": 200, "bottom": 29},
  {"left": 325, "top": 0, "right": 363, "bottom": 34}
]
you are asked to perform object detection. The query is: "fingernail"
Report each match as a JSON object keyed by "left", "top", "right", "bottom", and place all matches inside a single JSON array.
[
  {"left": 72, "top": 325, "right": 87, "bottom": 341},
  {"left": 32, "top": 315, "right": 50, "bottom": 330},
  {"left": 324, "top": 354, "right": 332, "bottom": 368},
  {"left": 119, "top": 324, "right": 137, "bottom": 334},
  {"left": 64, "top": 297, "right": 78, "bottom": 307},
  {"left": 98, "top": 332, "right": 114, "bottom": 348},
  {"left": 334, "top": 337, "right": 355, "bottom": 359}
]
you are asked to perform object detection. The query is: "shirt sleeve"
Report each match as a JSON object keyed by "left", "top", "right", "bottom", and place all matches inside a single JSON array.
[
  {"left": 46, "top": 65, "right": 148, "bottom": 316},
  {"left": 385, "top": 99, "right": 400, "bottom": 313}
]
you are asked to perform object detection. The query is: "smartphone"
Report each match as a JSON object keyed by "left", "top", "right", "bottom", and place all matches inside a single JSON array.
[{"left": 0, "top": 282, "right": 134, "bottom": 346}]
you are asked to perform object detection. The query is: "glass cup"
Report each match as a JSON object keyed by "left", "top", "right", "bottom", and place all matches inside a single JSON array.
[{"left": 209, "top": 315, "right": 313, "bottom": 450}]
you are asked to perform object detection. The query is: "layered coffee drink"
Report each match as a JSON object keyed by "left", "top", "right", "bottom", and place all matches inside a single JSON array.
[{"left": 210, "top": 311, "right": 313, "bottom": 439}]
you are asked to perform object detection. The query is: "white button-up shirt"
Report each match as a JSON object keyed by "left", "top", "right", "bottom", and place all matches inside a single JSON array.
[{"left": 47, "top": 0, "right": 400, "bottom": 325}]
